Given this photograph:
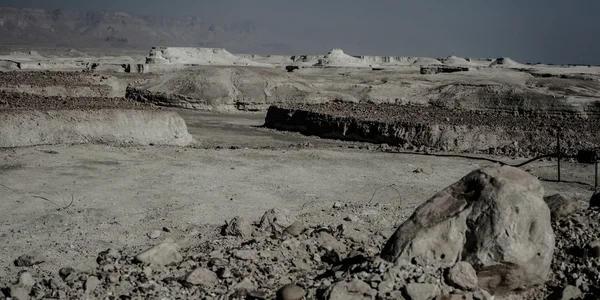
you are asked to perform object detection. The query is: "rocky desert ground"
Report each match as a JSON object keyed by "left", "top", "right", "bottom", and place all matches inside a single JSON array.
[{"left": 0, "top": 46, "right": 599, "bottom": 300}]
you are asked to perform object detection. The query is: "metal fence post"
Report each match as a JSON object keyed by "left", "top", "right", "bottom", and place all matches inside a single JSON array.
[
  {"left": 594, "top": 160, "right": 598, "bottom": 189},
  {"left": 557, "top": 129, "right": 561, "bottom": 182}
]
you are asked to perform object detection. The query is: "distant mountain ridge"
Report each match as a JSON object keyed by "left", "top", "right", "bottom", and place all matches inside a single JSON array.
[{"left": 0, "top": 7, "right": 291, "bottom": 54}]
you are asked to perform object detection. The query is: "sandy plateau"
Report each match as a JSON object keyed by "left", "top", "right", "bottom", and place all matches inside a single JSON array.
[{"left": 0, "top": 47, "right": 599, "bottom": 300}]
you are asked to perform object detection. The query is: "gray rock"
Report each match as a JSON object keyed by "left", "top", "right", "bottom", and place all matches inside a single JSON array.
[
  {"left": 381, "top": 165, "right": 554, "bottom": 294},
  {"left": 434, "top": 294, "right": 474, "bottom": 300},
  {"left": 546, "top": 285, "right": 582, "bottom": 300},
  {"left": 85, "top": 276, "right": 101, "bottom": 292},
  {"left": 186, "top": 267, "right": 218, "bottom": 286},
  {"left": 14, "top": 254, "right": 45, "bottom": 267},
  {"left": 317, "top": 232, "right": 346, "bottom": 253},
  {"left": 284, "top": 221, "right": 306, "bottom": 237},
  {"left": 544, "top": 194, "right": 580, "bottom": 220},
  {"left": 323, "top": 278, "right": 375, "bottom": 300},
  {"left": 96, "top": 248, "right": 121, "bottom": 265},
  {"left": 258, "top": 208, "right": 295, "bottom": 234},
  {"left": 344, "top": 215, "right": 360, "bottom": 222},
  {"left": 235, "top": 278, "right": 256, "bottom": 291},
  {"left": 134, "top": 242, "right": 183, "bottom": 266},
  {"left": 333, "top": 202, "right": 343, "bottom": 209},
  {"left": 217, "top": 267, "right": 232, "bottom": 279},
  {"left": 221, "top": 216, "right": 253, "bottom": 237},
  {"left": 588, "top": 240, "right": 600, "bottom": 258},
  {"left": 446, "top": 261, "right": 478, "bottom": 291},
  {"left": 18, "top": 272, "right": 35, "bottom": 288},
  {"left": 377, "top": 279, "right": 394, "bottom": 295},
  {"left": 8, "top": 286, "right": 29, "bottom": 300},
  {"left": 344, "top": 228, "right": 369, "bottom": 243},
  {"left": 149, "top": 230, "right": 162, "bottom": 239},
  {"left": 276, "top": 284, "right": 306, "bottom": 300},
  {"left": 404, "top": 283, "right": 440, "bottom": 300},
  {"left": 233, "top": 249, "right": 259, "bottom": 261},
  {"left": 143, "top": 266, "right": 153, "bottom": 277},
  {"left": 390, "top": 290, "right": 406, "bottom": 299},
  {"left": 108, "top": 273, "right": 120, "bottom": 283}
]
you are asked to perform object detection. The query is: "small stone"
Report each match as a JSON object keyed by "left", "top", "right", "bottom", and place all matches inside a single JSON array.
[
  {"left": 162, "top": 227, "right": 171, "bottom": 232},
  {"left": 14, "top": 254, "right": 45, "bottom": 267},
  {"left": 343, "top": 228, "right": 369, "bottom": 243},
  {"left": 368, "top": 274, "right": 382, "bottom": 283},
  {"left": 324, "top": 278, "right": 374, "bottom": 300},
  {"left": 446, "top": 261, "right": 478, "bottom": 291},
  {"left": 291, "top": 259, "right": 311, "bottom": 271},
  {"left": 108, "top": 273, "right": 120, "bottom": 283},
  {"left": 547, "top": 285, "right": 582, "bottom": 300},
  {"left": 233, "top": 249, "right": 259, "bottom": 261},
  {"left": 209, "top": 257, "right": 228, "bottom": 267},
  {"left": 377, "top": 279, "right": 395, "bottom": 294},
  {"left": 390, "top": 290, "right": 406, "bottom": 299},
  {"left": 276, "top": 284, "right": 306, "bottom": 300},
  {"left": 248, "top": 290, "right": 268, "bottom": 299},
  {"left": 134, "top": 242, "right": 182, "bottom": 266},
  {"left": 435, "top": 294, "right": 474, "bottom": 300},
  {"left": 404, "top": 283, "right": 440, "bottom": 300},
  {"left": 221, "top": 216, "right": 252, "bottom": 237},
  {"left": 96, "top": 248, "right": 121, "bottom": 265},
  {"left": 149, "top": 230, "right": 162, "bottom": 239},
  {"left": 186, "top": 267, "right": 218, "bottom": 286},
  {"left": 101, "top": 264, "right": 114, "bottom": 272},
  {"left": 333, "top": 202, "right": 343, "bottom": 209},
  {"left": 344, "top": 215, "right": 360, "bottom": 222},
  {"left": 18, "top": 272, "right": 35, "bottom": 288},
  {"left": 284, "top": 221, "right": 306, "bottom": 237},
  {"left": 587, "top": 240, "right": 600, "bottom": 258},
  {"left": 8, "top": 286, "right": 29, "bottom": 300},
  {"left": 258, "top": 208, "right": 295, "bottom": 234},
  {"left": 575, "top": 277, "right": 584, "bottom": 288},
  {"left": 58, "top": 267, "right": 75, "bottom": 280},
  {"left": 85, "top": 276, "right": 101, "bottom": 292},
  {"left": 317, "top": 232, "right": 346, "bottom": 252},
  {"left": 235, "top": 278, "right": 256, "bottom": 291},
  {"left": 217, "top": 267, "right": 232, "bottom": 279},
  {"left": 143, "top": 266, "right": 153, "bottom": 277},
  {"left": 544, "top": 194, "right": 580, "bottom": 220}
]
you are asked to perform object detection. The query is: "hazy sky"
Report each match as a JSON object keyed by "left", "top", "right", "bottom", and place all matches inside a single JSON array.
[{"left": 2, "top": 0, "right": 599, "bottom": 64}]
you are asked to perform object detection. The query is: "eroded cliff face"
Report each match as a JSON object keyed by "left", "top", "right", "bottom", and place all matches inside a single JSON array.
[{"left": 264, "top": 103, "right": 600, "bottom": 157}]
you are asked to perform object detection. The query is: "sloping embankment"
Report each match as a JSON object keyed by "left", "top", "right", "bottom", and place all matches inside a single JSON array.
[
  {"left": 0, "top": 109, "right": 194, "bottom": 148},
  {"left": 265, "top": 103, "right": 600, "bottom": 156}
]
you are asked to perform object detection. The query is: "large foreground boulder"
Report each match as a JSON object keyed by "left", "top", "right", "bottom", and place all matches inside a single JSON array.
[{"left": 381, "top": 165, "right": 555, "bottom": 295}]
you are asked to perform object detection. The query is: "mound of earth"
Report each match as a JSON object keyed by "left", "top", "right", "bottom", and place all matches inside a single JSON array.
[
  {"left": 0, "top": 109, "right": 194, "bottom": 148},
  {"left": 126, "top": 67, "right": 345, "bottom": 111},
  {"left": 145, "top": 47, "right": 269, "bottom": 67},
  {"left": 490, "top": 57, "right": 525, "bottom": 68},
  {"left": 412, "top": 57, "right": 443, "bottom": 66},
  {"left": 0, "top": 60, "right": 20, "bottom": 71},
  {"left": 264, "top": 102, "right": 600, "bottom": 157},
  {"left": 442, "top": 56, "right": 476, "bottom": 66},
  {"left": 315, "top": 49, "right": 373, "bottom": 68}
]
